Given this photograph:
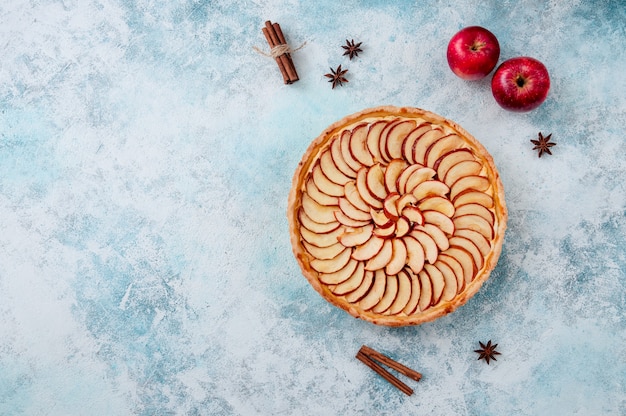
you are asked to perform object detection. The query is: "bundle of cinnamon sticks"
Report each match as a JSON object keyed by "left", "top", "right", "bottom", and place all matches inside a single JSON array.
[{"left": 261, "top": 20, "right": 299, "bottom": 84}]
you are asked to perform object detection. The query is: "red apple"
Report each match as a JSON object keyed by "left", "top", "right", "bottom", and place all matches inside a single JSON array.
[
  {"left": 491, "top": 56, "right": 550, "bottom": 112},
  {"left": 447, "top": 26, "right": 500, "bottom": 80}
]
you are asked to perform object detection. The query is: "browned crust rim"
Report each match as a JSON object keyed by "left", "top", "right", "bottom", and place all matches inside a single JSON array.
[{"left": 287, "top": 106, "right": 508, "bottom": 326}]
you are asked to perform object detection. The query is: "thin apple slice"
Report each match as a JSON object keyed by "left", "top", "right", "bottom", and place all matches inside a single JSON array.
[
  {"left": 385, "top": 120, "right": 417, "bottom": 160},
  {"left": 409, "top": 229, "right": 438, "bottom": 264},
  {"left": 453, "top": 214, "right": 494, "bottom": 240},
  {"left": 373, "top": 222, "right": 396, "bottom": 238},
  {"left": 310, "top": 246, "right": 352, "bottom": 273},
  {"left": 301, "top": 192, "right": 339, "bottom": 224},
  {"left": 383, "top": 193, "right": 401, "bottom": 220},
  {"left": 395, "top": 216, "right": 411, "bottom": 237},
  {"left": 453, "top": 190, "right": 494, "bottom": 208},
  {"left": 396, "top": 164, "right": 423, "bottom": 195},
  {"left": 372, "top": 274, "right": 399, "bottom": 314},
  {"left": 417, "top": 270, "right": 433, "bottom": 311},
  {"left": 402, "top": 124, "right": 431, "bottom": 164},
  {"left": 331, "top": 133, "right": 358, "bottom": 178},
  {"left": 396, "top": 193, "right": 418, "bottom": 213},
  {"left": 378, "top": 119, "right": 403, "bottom": 162},
  {"left": 388, "top": 270, "right": 412, "bottom": 315},
  {"left": 366, "top": 120, "right": 387, "bottom": 163},
  {"left": 340, "top": 129, "right": 363, "bottom": 172},
  {"left": 344, "top": 181, "right": 370, "bottom": 212},
  {"left": 356, "top": 167, "right": 383, "bottom": 209},
  {"left": 434, "top": 260, "right": 458, "bottom": 302},
  {"left": 330, "top": 261, "right": 366, "bottom": 294},
  {"left": 320, "top": 150, "right": 352, "bottom": 186},
  {"left": 338, "top": 197, "right": 371, "bottom": 222},
  {"left": 386, "top": 239, "right": 408, "bottom": 275},
  {"left": 449, "top": 175, "right": 490, "bottom": 201},
  {"left": 404, "top": 167, "right": 437, "bottom": 195},
  {"left": 384, "top": 159, "right": 408, "bottom": 193},
  {"left": 349, "top": 123, "right": 374, "bottom": 166},
  {"left": 412, "top": 180, "right": 450, "bottom": 202},
  {"left": 438, "top": 254, "right": 465, "bottom": 294},
  {"left": 359, "top": 269, "right": 387, "bottom": 310},
  {"left": 415, "top": 223, "right": 450, "bottom": 251},
  {"left": 454, "top": 203, "right": 494, "bottom": 226},
  {"left": 413, "top": 128, "right": 445, "bottom": 166},
  {"left": 434, "top": 148, "right": 476, "bottom": 180},
  {"left": 306, "top": 177, "right": 338, "bottom": 206},
  {"left": 319, "top": 258, "right": 359, "bottom": 285},
  {"left": 370, "top": 208, "right": 393, "bottom": 228},
  {"left": 351, "top": 234, "right": 385, "bottom": 260},
  {"left": 337, "top": 224, "right": 374, "bottom": 247},
  {"left": 403, "top": 236, "right": 425, "bottom": 274},
  {"left": 402, "top": 269, "right": 421, "bottom": 314},
  {"left": 365, "top": 239, "right": 393, "bottom": 270},
  {"left": 366, "top": 163, "right": 387, "bottom": 200},
  {"left": 312, "top": 162, "right": 344, "bottom": 197},
  {"left": 418, "top": 196, "right": 455, "bottom": 217},
  {"left": 424, "top": 263, "right": 445, "bottom": 306},
  {"left": 441, "top": 247, "right": 474, "bottom": 284},
  {"left": 424, "top": 134, "right": 465, "bottom": 168},
  {"left": 443, "top": 160, "right": 483, "bottom": 187},
  {"left": 455, "top": 229, "right": 491, "bottom": 256},
  {"left": 301, "top": 225, "right": 344, "bottom": 248},
  {"left": 423, "top": 210, "right": 455, "bottom": 235},
  {"left": 402, "top": 206, "right": 424, "bottom": 225},
  {"left": 303, "top": 241, "right": 346, "bottom": 260},
  {"left": 299, "top": 208, "right": 341, "bottom": 234},
  {"left": 334, "top": 210, "right": 371, "bottom": 228},
  {"left": 345, "top": 270, "right": 374, "bottom": 303},
  {"left": 449, "top": 236, "right": 483, "bottom": 270}
]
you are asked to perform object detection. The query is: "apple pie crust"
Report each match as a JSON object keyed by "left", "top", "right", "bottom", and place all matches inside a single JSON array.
[{"left": 288, "top": 106, "right": 507, "bottom": 326}]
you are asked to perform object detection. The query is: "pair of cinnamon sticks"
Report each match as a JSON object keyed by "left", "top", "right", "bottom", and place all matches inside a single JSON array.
[
  {"left": 356, "top": 345, "right": 422, "bottom": 396},
  {"left": 261, "top": 20, "right": 299, "bottom": 84}
]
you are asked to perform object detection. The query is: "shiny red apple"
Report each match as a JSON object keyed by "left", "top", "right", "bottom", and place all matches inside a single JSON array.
[
  {"left": 491, "top": 57, "right": 550, "bottom": 112},
  {"left": 447, "top": 26, "right": 500, "bottom": 80}
]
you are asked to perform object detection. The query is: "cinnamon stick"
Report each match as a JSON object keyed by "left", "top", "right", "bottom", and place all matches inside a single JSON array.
[
  {"left": 262, "top": 20, "right": 299, "bottom": 84},
  {"left": 272, "top": 22, "right": 299, "bottom": 82},
  {"left": 356, "top": 351, "right": 413, "bottom": 396},
  {"left": 261, "top": 26, "right": 289, "bottom": 84},
  {"left": 360, "top": 345, "right": 422, "bottom": 382}
]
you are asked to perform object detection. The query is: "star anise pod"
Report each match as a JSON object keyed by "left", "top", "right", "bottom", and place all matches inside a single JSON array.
[
  {"left": 342, "top": 39, "right": 363, "bottom": 60},
  {"left": 324, "top": 65, "right": 349, "bottom": 89},
  {"left": 474, "top": 340, "right": 501, "bottom": 365},
  {"left": 531, "top": 132, "right": 556, "bottom": 157}
]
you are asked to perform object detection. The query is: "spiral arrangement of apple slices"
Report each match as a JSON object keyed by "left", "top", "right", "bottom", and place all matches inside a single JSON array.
[{"left": 290, "top": 107, "right": 507, "bottom": 326}]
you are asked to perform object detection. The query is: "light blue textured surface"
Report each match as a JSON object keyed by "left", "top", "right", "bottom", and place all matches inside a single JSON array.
[{"left": 1, "top": 1, "right": 625, "bottom": 415}]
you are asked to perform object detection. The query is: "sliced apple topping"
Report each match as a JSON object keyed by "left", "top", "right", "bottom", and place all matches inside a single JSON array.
[
  {"left": 300, "top": 225, "right": 345, "bottom": 248},
  {"left": 409, "top": 229, "right": 438, "bottom": 264},
  {"left": 306, "top": 177, "right": 338, "bottom": 206},
  {"left": 404, "top": 167, "right": 437, "bottom": 195},
  {"left": 312, "top": 162, "right": 344, "bottom": 197},
  {"left": 396, "top": 193, "right": 418, "bottom": 213},
  {"left": 349, "top": 123, "right": 374, "bottom": 166},
  {"left": 422, "top": 210, "right": 455, "bottom": 235},
  {"left": 454, "top": 229, "right": 491, "bottom": 256},
  {"left": 370, "top": 208, "right": 393, "bottom": 228},
  {"left": 384, "top": 159, "right": 408, "bottom": 193},
  {"left": 382, "top": 193, "right": 401, "bottom": 220},
  {"left": 366, "top": 121, "right": 387, "bottom": 163},
  {"left": 372, "top": 274, "right": 399, "bottom": 314},
  {"left": 413, "top": 128, "right": 445, "bottom": 166},
  {"left": 434, "top": 260, "right": 458, "bottom": 302},
  {"left": 395, "top": 216, "right": 411, "bottom": 237},
  {"left": 412, "top": 180, "right": 450, "bottom": 202},
  {"left": 338, "top": 197, "right": 371, "bottom": 222},
  {"left": 453, "top": 189, "right": 494, "bottom": 208},
  {"left": 417, "top": 271, "right": 433, "bottom": 311},
  {"left": 301, "top": 192, "right": 339, "bottom": 224},
  {"left": 403, "top": 236, "right": 425, "bottom": 274},
  {"left": 402, "top": 124, "right": 431, "bottom": 164},
  {"left": 352, "top": 234, "right": 386, "bottom": 261},
  {"left": 335, "top": 209, "right": 371, "bottom": 228},
  {"left": 359, "top": 270, "right": 387, "bottom": 310},
  {"left": 340, "top": 129, "right": 363, "bottom": 172},
  {"left": 397, "top": 165, "right": 431, "bottom": 195},
  {"left": 344, "top": 270, "right": 374, "bottom": 303},
  {"left": 385, "top": 120, "right": 417, "bottom": 160},
  {"left": 344, "top": 181, "right": 370, "bottom": 212},
  {"left": 319, "top": 258, "right": 359, "bottom": 285},
  {"left": 365, "top": 239, "right": 394, "bottom": 270},
  {"left": 418, "top": 196, "right": 455, "bottom": 217},
  {"left": 338, "top": 224, "right": 374, "bottom": 247},
  {"left": 443, "top": 160, "right": 483, "bottom": 188},
  {"left": 454, "top": 203, "right": 494, "bottom": 226},
  {"left": 373, "top": 222, "right": 396, "bottom": 238},
  {"left": 320, "top": 150, "right": 352, "bottom": 186},
  {"left": 438, "top": 254, "right": 465, "bottom": 294},
  {"left": 388, "top": 270, "right": 412, "bottom": 315},
  {"left": 424, "top": 264, "right": 445, "bottom": 306},
  {"left": 303, "top": 241, "right": 346, "bottom": 260},
  {"left": 435, "top": 148, "right": 476, "bottom": 180},
  {"left": 449, "top": 236, "right": 483, "bottom": 270},
  {"left": 310, "top": 246, "right": 352, "bottom": 273},
  {"left": 356, "top": 167, "right": 383, "bottom": 209},
  {"left": 299, "top": 208, "right": 341, "bottom": 234},
  {"left": 366, "top": 163, "right": 387, "bottom": 200},
  {"left": 402, "top": 206, "right": 424, "bottom": 225},
  {"left": 425, "top": 134, "right": 466, "bottom": 168},
  {"left": 449, "top": 175, "right": 490, "bottom": 201},
  {"left": 330, "top": 261, "right": 366, "bottom": 295},
  {"left": 414, "top": 223, "right": 449, "bottom": 251},
  {"left": 378, "top": 119, "right": 403, "bottom": 162},
  {"left": 385, "top": 239, "right": 408, "bottom": 275},
  {"left": 441, "top": 247, "right": 474, "bottom": 284},
  {"left": 453, "top": 214, "right": 494, "bottom": 240},
  {"left": 331, "top": 132, "right": 358, "bottom": 178},
  {"left": 402, "top": 269, "right": 421, "bottom": 315}
]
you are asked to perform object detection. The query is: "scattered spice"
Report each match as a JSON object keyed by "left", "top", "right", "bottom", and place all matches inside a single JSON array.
[
  {"left": 356, "top": 345, "right": 421, "bottom": 396},
  {"left": 342, "top": 39, "right": 363, "bottom": 60},
  {"left": 531, "top": 132, "right": 556, "bottom": 157},
  {"left": 324, "top": 65, "right": 349, "bottom": 89},
  {"left": 474, "top": 340, "right": 501, "bottom": 365}
]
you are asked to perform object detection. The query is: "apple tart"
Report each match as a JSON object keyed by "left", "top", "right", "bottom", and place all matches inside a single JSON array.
[{"left": 287, "top": 106, "right": 507, "bottom": 326}]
